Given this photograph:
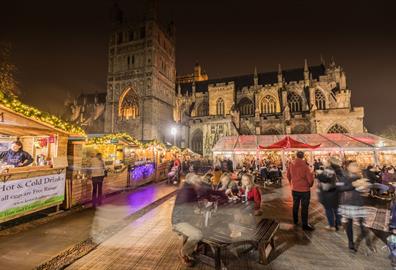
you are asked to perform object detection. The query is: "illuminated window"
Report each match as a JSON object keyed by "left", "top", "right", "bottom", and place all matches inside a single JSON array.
[
  {"left": 260, "top": 95, "right": 276, "bottom": 114},
  {"left": 119, "top": 88, "right": 139, "bottom": 120},
  {"left": 238, "top": 97, "right": 254, "bottom": 116},
  {"left": 327, "top": 124, "right": 348, "bottom": 134},
  {"left": 315, "top": 89, "right": 326, "bottom": 110},
  {"left": 216, "top": 98, "right": 225, "bottom": 115},
  {"left": 288, "top": 92, "right": 302, "bottom": 112}
]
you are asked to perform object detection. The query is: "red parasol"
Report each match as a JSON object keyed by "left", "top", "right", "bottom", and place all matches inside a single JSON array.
[{"left": 258, "top": 136, "right": 320, "bottom": 150}]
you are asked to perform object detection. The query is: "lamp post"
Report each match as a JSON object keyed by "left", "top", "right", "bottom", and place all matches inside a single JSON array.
[{"left": 171, "top": 127, "right": 177, "bottom": 146}]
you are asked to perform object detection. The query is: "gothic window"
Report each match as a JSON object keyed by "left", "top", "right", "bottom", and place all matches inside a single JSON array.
[
  {"left": 197, "top": 101, "right": 209, "bottom": 117},
  {"left": 292, "top": 125, "right": 310, "bottom": 134},
  {"left": 238, "top": 97, "right": 254, "bottom": 116},
  {"left": 262, "top": 128, "right": 281, "bottom": 135},
  {"left": 218, "top": 125, "right": 224, "bottom": 134},
  {"left": 327, "top": 124, "right": 348, "bottom": 134},
  {"left": 216, "top": 98, "right": 225, "bottom": 115},
  {"left": 288, "top": 92, "right": 302, "bottom": 112},
  {"left": 260, "top": 95, "right": 277, "bottom": 114},
  {"left": 315, "top": 89, "right": 326, "bottom": 110},
  {"left": 118, "top": 88, "right": 139, "bottom": 120},
  {"left": 191, "top": 129, "right": 203, "bottom": 155}
]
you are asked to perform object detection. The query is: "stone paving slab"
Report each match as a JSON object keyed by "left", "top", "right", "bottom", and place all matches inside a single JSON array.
[
  {"left": 66, "top": 180, "right": 391, "bottom": 270},
  {"left": 0, "top": 182, "right": 177, "bottom": 270}
]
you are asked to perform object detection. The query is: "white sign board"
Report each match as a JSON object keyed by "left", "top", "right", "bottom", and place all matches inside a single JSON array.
[{"left": 0, "top": 172, "right": 66, "bottom": 221}]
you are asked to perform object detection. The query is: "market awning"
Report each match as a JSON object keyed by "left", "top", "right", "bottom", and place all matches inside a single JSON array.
[
  {"left": 258, "top": 136, "right": 321, "bottom": 150},
  {"left": 212, "top": 133, "right": 396, "bottom": 153}
]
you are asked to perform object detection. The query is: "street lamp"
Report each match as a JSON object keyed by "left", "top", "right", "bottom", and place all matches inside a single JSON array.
[{"left": 171, "top": 127, "right": 177, "bottom": 146}]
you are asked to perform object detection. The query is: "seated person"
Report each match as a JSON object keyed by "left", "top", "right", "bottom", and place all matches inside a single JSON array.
[
  {"left": 172, "top": 173, "right": 229, "bottom": 266},
  {"left": 218, "top": 173, "right": 239, "bottom": 197},
  {"left": 240, "top": 174, "right": 263, "bottom": 216},
  {"left": 210, "top": 166, "right": 222, "bottom": 190}
]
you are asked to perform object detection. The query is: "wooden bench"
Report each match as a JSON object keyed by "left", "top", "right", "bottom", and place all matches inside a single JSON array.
[{"left": 197, "top": 218, "right": 279, "bottom": 270}]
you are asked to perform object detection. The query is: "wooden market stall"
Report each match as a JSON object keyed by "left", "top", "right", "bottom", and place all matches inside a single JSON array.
[
  {"left": 0, "top": 92, "right": 84, "bottom": 223},
  {"left": 66, "top": 133, "right": 142, "bottom": 207},
  {"left": 212, "top": 133, "right": 396, "bottom": 170}
]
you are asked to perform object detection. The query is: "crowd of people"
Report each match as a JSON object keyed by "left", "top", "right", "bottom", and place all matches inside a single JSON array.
[
  {"left": 171, "top": 159, "right": 266, "bottom": 266},
  {"left": 171, "top": 151, "right": 396, "bottom": 267}
]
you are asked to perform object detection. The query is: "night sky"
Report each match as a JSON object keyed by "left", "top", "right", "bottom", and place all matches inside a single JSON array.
[{"left": 1, "top": 0, "right": 395, "bottom": 132}]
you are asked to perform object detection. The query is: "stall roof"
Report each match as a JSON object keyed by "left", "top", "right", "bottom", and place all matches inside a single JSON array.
[{"left": 212, "top": 133, "right": 396, "bottom": 152}]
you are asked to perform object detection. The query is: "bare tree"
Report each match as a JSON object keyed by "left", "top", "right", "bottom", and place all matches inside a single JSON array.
[
  {"left": 0, "top": 43, "right": 19, "bottom": 95},
  {"left": 379, "top": 125, "right": 396, "bottom": 141}
]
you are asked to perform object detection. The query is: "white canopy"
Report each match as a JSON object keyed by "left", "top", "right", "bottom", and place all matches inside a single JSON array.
[{"left": 212, "top": 133, "right": 396, "bottom": 153}]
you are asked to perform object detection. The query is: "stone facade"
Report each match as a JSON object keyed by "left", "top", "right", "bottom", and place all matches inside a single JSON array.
[
  {"left": 104, "top": 1, "right": 176, "bottom": 141},
  {"left": 175, "top": 59, "right": 365, "bottom": 156}
]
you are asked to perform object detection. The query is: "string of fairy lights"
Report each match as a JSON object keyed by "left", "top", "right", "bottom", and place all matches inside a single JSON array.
[{"left": 0, "top": 91, "right": 85, "bottom": 135}]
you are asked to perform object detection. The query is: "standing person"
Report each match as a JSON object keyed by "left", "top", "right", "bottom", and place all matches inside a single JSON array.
[
  {"left": 90, "top": 153, "right": 106, "bottom": 208},
  {"left": 316, "top": 157, "right": 341, "bottom": 231},
  {"left": 0, "top": 140, "right": 33, "bottom": 167},
  {"left": 227, "top": 157, "right": 234, "bottom": 172},
  {"left": 337, "top": 160, "right": 371, "bottom": 252},
  {"left": 287, "top": 151, "right": 315, "bottom": 231}
]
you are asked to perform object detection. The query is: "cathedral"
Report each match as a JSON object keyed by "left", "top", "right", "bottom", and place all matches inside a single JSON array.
[
  {"left": 65, "top": 0, "right": 365, "bottom": 158},
  {"left": 174, "top": 60, "right": 364, "bottom": 156}
]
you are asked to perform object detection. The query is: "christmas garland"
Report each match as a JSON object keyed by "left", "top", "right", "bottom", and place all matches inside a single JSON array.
[
  {"left": 87, "top": 133, "right": 140, "bottom": 146},
  {"left": 0, "top": 91, "right": 85, "bottom": 135}
]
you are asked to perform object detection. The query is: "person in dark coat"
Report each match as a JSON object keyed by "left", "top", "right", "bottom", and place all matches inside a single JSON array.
[
  {"left": 337, "top": 160, "right": 371, "bottom": 252},
  {"left": 316, "top": 157, "right": 342, "bottom": 231}
]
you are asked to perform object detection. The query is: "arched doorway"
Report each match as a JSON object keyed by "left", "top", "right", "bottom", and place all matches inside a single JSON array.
[{"left": 191, "top": 129, "right": 203, "bottom": 155}]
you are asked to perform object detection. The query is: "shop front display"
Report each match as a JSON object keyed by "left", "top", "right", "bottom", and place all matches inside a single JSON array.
[
  {"left": 213, "top": 133, "right": 396, "bottom": 170},
  {"left": 0, "top": 93, "right": 83, "bottom": 223}
]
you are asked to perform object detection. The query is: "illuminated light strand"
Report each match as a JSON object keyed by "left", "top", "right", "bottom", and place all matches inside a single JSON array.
[{"left": 0, "top": 91, "right": 85, "bottom": 135}]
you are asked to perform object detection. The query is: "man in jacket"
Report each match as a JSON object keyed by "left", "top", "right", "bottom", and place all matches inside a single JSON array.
[{"left": 287, "top": 151, "right": 314, "bottom": 231}]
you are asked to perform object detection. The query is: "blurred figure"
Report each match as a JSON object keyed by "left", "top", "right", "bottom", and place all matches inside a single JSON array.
[
  {"left": 287, "top": 151, "right": 315, "bottom": 231},
  {"left": 90, "top": 153, "right": 106, "bottom": 208},
  {"left": 172, "top": 173, "right": 227, "bottom": 266},
  {"left": 382, "top": 167, "right": 396, "bottom": 185},
  {"left": 210, "top": 166, "right": 222, "bottom": 189},
  {"left": 316, "top": 157, "right": 341, "bottom": 231},
  {"left": 337, "top": 160, "right": 371, "bottom": 252},
  {"left": 171, "top": 174, "right": 203, "bottom": 267},
  {"left": 240, "top": 174, "right": 263, "bottom": 216},
  {"left": 313, "top": 158, "right": 323, "bottom": 171}
]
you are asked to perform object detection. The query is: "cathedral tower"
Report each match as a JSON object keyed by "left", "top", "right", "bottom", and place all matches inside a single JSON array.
[{"left": 104, "top": 0, "right": 176, "bottom": 141}]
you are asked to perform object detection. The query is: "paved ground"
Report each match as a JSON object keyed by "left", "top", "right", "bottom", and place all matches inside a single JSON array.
[
  {"left": 0, "top": 182, "right": 177, "bottom": 270},
  {"left": 66, "top": 180, "right": 391, "bottom": 270}
]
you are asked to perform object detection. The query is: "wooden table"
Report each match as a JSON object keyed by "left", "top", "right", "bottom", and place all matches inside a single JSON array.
[{"left": 195, "top": 199, "right": 279, "bottom": 269}]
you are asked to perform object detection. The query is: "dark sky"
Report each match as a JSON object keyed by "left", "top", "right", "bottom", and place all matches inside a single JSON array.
[{"left": 1, "top": 0, "right": 395, "bottom": 132}]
